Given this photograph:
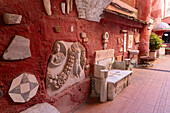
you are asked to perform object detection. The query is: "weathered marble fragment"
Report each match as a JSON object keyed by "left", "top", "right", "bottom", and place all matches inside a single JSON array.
[
  {"left": 3, "top": 13, "right": 22, "bottom": 25},
  {"left": 3, "top": 35, "right": 31, "bottom": 60},
  {"left": 43, "top": 0, "right": 52, "bottom": 16},
  {"left": 75, "top": 0, "right": 112, "bottom": 22},
  {"left": 9, "top": 73, "right": 39, "bottom": 103},
  {"left": 20, "top": 103, "right": 60, "bottom": 113},
  {"left": 61, "top": 3, "right": 66, "bottom": 14}
]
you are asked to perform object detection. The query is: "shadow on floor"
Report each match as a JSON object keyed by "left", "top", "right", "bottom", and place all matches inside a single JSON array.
[{"left": 137, "top": 67, "right": 170, "bottom": 73}]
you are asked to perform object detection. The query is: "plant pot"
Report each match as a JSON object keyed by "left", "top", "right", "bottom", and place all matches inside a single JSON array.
[{"left": 149, "top": 51, "right": 157, "bottom": 58}]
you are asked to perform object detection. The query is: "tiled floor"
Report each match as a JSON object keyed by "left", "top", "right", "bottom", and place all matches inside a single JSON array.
[{"left": 74, "top": 55, "right": 170, "bottom": 113}]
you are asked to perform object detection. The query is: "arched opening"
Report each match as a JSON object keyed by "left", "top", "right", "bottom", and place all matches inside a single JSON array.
[{"left": 162, "top": 31, "right": 170, "bottom": 43}]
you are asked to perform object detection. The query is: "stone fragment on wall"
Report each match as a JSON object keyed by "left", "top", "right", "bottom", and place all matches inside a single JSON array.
[
  {"left": 46, "top": 41, "right": 86, "bottom": 96},
  {"left": 3, "top": 13, "right": 22, "bottom": 25},
  {"left": 3, "top": 35, "right": 31, "bottom": 60},
  {"left": 20, "top": 103, "right": 60, "bottom": 113},
  {"left": 9, "top": 73, "right": 39, "bottom": 103},
  {"left": 75, "top": 0, "right": 112, "bottom": 22},
  {"left": 43, "top": 0, "right": 52, "bottom": 16}
]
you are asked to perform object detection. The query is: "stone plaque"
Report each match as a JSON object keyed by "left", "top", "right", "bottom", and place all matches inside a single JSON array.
[
  {"left": 46, "top": 41, "right": 86, "bottom": 96},
  {"left": 128, "top": 35, "right": 133, "bottom": 49},
  {"left": 135, "top": 33, "right": 140, "bottom": 43}
]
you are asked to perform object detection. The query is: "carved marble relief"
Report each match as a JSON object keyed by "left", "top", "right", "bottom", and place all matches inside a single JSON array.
[{"left": 46, "top": 41, "right": 86, "bottom": 96}]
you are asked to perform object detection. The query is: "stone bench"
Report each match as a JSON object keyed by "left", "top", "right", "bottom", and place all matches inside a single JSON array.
[{"left": 91, "top": 49, "right": 132, "bottom": 102}]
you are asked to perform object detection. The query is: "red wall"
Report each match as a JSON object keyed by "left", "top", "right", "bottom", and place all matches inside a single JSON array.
[
  {"left": 151, "top": 0, "right": 163, "bottom": 19},
  {"left": 162, "top": 17, "right": 170, "bottom": 24},
  {"left": 0, "top": 0, "right": 143, "bottom": 113}
]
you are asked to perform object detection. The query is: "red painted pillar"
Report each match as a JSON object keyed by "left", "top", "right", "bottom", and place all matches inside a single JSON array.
[{"left": 138, "top": 0, "right": 152, "bottom": 56}]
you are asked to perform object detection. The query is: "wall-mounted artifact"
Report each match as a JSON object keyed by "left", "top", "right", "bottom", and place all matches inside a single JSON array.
[
  {"left": 103, "top": 32, "right": 109, "bottom": 50},
  {"left": 61, "top": 3, "right": 66, "bottom": 14},
  {"left": 70, "top": 0, "right": 73, "bottom": 12},
  {"left": 66, "top": 0, "right": 70, "bottom": 14},
  {"left": 120, "top": 47, "right": 123, "bottom": 52},
  {"left": 128, "top": 35, "right": 134, "bottom": 49},
  {"left": 71, "top": 25, "right": 73, "bottom": 32},
  {"left": 0, "top": 90, "right": 3, "bottom": 97},
  {"left": 3, "top": 35, "right": 31, "bottom": 60},
  {"left": 80, "top": 32, "right": 88, "bottom": 42},
  {"left": 117, "top": 38, "right": 121, "bottom": 44},
  {"left": 3, "top": 13, "right": 22, "bottom": 25},
  {"left": 9, "top": 73, "right": 39, "bottom": 103},
  {"left": 75, "top": 0, "right": 112, "bottom": 22},
  {"left": 120, "top": 30, "right": 128, "bottom": 33},
  {"left": 54, "top": 26, "right": 61, "bottom": 33},
  {"left": 46, "top": 41, "right": 86, "bottom": 96},
  {"left": 123, "top": 33, "right": 127, "bottom": 52},
  {"left": 43, "top": 0, "right": 52, "bottom": 16},
  {"left": 121, "top": 38, "right": 123, "bottom": 43},
  {"left": 83, "top": 38, "right": 88, "bottom": 43},
  {"left": 80, "top": 32, "right": 86, "bottom": 38},
  {"left": 135, "top": 33, "right": 140, "bottom": 43},
  {"left": 20, "top": 103, "right": 60, "bottom": 113}
]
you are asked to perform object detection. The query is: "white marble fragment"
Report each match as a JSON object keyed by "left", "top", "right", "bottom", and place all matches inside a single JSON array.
[
  {"left": 43, "top": 0, "right": 52, "bottom": 16},
  {"left": 3, "top": 13, "right": 22, "bottom": 25},
  {"left": 61, "top": 3, "right": 66, "bottom": 14},
  {"left": 20, "top": 103, "right": 60, "bottom": 113},
  {"left": 71, "top": 25, "right": 73, "bottom": 32},
  {"left": 3, "top": 35, "right": 31, "bottom": 60}
]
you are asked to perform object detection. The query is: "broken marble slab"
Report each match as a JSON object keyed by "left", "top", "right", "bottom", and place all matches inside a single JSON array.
[
  {"left": 20, "top": 103, "right": 60, "bottom": 113},
  {"left": 61, "top": 3, "right": 66, "bottom": 14},
  {"left": 3, "top": 13, "right": 22, "bottom": 25},
  {"left": 9, "top": 73, "right": 39, "bottom": 103},
  {"left": 3, "top": 35, "right": 31, "bottom": 60},
  {"left": 43, "top": 0, "right": 52, "bottom": 16}
]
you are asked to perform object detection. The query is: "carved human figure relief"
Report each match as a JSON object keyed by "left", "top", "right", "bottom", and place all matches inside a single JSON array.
[
  {"left": 46, "top": 41, "right": 86, "bottom": 96},
  {"left": 50, "top": 43, "right": 66, "bottom": 66}
]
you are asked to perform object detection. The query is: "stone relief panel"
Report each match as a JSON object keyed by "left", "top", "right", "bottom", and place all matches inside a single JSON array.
[
  {"left": 75, "top": 0, "right": 112, "bottom": 22},
  {"left": 46, "top": 41, "right": 86, "bottom": 96}
]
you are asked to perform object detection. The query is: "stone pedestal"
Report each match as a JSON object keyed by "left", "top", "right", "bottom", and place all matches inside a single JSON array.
[{"left": 157, "top": 47, "right": 165, "bottom": 58}]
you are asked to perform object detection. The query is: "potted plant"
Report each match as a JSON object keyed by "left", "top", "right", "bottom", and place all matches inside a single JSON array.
[{"left": 149, "top": 32, "right": 164, "bottom": 57}]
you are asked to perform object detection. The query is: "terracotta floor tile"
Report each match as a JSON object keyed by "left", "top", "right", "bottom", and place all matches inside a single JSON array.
[
  {"left": 142, "top": 96, "right": 157, "bottom": 106},
  {"left": 138, "top": 104, "right": 155, "bottom": 113},
  {"left": 164, "top": 106, "right": 170, "bottom": 113},
  {"left": 157, "top": 106, "right": 164, "bottom": 113}
]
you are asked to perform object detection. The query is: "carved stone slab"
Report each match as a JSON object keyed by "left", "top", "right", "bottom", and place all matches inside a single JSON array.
[
  {"left": 3, "top": 35, "right": 31, "bottom": 60},
  {"left": 46, "top": 41, "right": 86, "bottom": 96},
  {"left": 20, "top": 103, "right": 60, "bottom": 113},
  {"left": 75, "top": 0, "right": 112, "bottom": 22},
  {"left": 3, "top": 13, "right": 22, "bottom": 25},
  {"left": 95, "top": 49, "right": 114, "bottom": 62},
  {"left": 9, "top": 73, "right": 39, "bottom": 103}
]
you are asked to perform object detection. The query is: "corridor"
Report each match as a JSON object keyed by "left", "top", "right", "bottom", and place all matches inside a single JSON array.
[{"left": 75, "top": 55, "right": 170, "bottom": 113}]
